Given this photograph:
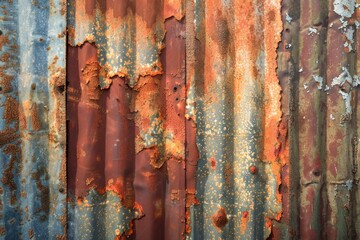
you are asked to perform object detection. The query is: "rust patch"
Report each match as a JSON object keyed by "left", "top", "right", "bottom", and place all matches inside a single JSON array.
[
  {"left": 240, "top": 211, "right": 249, "bottom": 234},
  {"left": 0, "top": 34, "right": 9, "bottom": 51},
  {"left": 209, "top": 157, "right": 216, "bottom": 170},
  {"left": 1, "top": 144, "right": 20, "bottom": 205},
  {"left": 0, "top": 66, "right": 14, "bottom": 93},
  {"left": 1, "top": 52, "right": 10, "bottom": 62},
  {"left": 30, "top": 103, "right": 41, "bottom": 131},
  {"left": 211, "top": 207, "right": 228, "bottom": 231},
  {"left": 31, "top": 167, "right": 50, "bottom": 217},
  {"left": 3, "top": 96, "right": 18, "bottom": 124},
  {"left": 149, "top": 147, "right": 161, "bottom": 169},
  {"left": 81, "top": 61, "right": 101, "bottom": 100},
  {"left": 224, "top": 162, "right": 233, "bottom": 186}
]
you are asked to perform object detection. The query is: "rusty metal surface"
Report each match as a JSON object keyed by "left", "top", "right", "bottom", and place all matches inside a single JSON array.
[
  {"left": 1, "top": 0, "right": 360, "bottom": 239},
  {"left": 0, "top": 0, "right": 66, "bottom": 239}
]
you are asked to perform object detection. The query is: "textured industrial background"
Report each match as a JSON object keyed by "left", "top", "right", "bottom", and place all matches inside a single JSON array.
[{"left": 0, "top": 0, "right": 359, "bottom": 239}]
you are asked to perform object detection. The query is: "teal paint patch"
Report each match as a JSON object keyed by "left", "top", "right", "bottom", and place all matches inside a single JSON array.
[
  {"left": 67, "top": 189, "right": 143, "bottom": 240},
  {"left": 67, "top": 1, "right": 165, "bottom": 88}
]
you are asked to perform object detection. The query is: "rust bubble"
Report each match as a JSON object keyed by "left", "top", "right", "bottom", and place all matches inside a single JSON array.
[
  {"left": 249, "top": 165, "right": 257, "bottom": 174},
  {"left": 211, "top": 207, "right": 228, "bottom": 231},
  {"left": 209, "top": 157, "right": 216, "bottom": 170}
]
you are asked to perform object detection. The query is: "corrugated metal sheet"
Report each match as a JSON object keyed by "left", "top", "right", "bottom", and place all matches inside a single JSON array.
[
  {"left": 1, "top": 0, "right": 360, "bottom": 239},
  {"left": 0, "top": 0, "right": 66, "bottom": 239}
]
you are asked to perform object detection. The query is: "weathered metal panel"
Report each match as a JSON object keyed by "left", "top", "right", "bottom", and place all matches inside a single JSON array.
[
  {"left": 66, "top": 1, "right": 186, "bottom": 239},
  {"left": 276, "top": 0, "right": 360, "bottom": 239},
  {"left": 0, "top": 0, "right": 66, "bottom": 239},
  {"left": 1, "top": 0, "right": 360, "bottom": 239}
]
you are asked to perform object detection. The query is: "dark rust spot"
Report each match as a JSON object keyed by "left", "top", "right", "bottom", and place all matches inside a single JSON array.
[
  {"left": 56, "top": 85, "right": 65, "bottom": 94},
  {"left": 242, "top": 211, "right": 249, "bottom": 218},
  {"left": 0, "top": 227, "right": 5, "bottom": 236},
  {"left": 313, "top": 169, "right": 321, "bottom": 177},
  {"left": 211, "top": 207, "right": 228, "bottom": 230},
  {"left": 28, "top": 228, "right": 34, "bottom": 239}
]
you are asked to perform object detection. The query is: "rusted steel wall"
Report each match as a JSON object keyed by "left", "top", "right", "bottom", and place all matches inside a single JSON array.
[
  {"left": 1, "top": 0, "right": 360, "bottom": 239},
  {"left": 276, "top": 0, "right": 360, "bottom": 239},
  {"left": 0, "top": 0, "right": 67, "bottom": 239}
]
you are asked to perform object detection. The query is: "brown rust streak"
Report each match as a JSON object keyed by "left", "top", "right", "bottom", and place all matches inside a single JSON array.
[{"left": 184, "top": 0, "right": 200, "bottom": 235}]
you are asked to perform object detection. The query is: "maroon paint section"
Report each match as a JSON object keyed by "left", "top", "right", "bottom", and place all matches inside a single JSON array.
[
  {"left": 67, "top": 2, "right": 187, "bottom": 239},
  {"left": 67, "top": 43, "right": 106, "bottom": 196},
  {"left": 162, "top": 18, "right": 186, "bottom": 240},
  {"left": 134, "top": 17, "right": 187, "bottom": 240}
]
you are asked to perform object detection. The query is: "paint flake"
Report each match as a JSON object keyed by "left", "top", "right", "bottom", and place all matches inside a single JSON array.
[
  {"left": 312, "top": 75, "right": 323, "bottom": 90},
  {"left": 333, "top": 0, "right": 356, "bottom": 18},
  {"left": 285, "top": 13, "right": 292, "bottom": 23}
]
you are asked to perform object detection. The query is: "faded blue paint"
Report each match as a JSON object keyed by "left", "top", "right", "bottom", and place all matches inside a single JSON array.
[{"left": 0, "top": 0, "right": 66, "bottom": 239}]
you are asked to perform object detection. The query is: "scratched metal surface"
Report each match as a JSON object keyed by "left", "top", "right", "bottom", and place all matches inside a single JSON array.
[
  {"left": 1, "top": 0, "right": 360, "bottom": 239},
  {"left": 0, "top": 0, "right": 66, "bottom": 239}
]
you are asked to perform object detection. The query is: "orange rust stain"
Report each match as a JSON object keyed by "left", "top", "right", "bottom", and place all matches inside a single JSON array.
[
  {"left": 263, "top": 0, "right": 284, "bottom": 225},
  {"left": 262, "top": 0, "right": 283, "bottom": 165},
  {"left": 164, "top": 0, "right": 184, "bottom": 20},
  {"left": 265, "top": 217, "right": 273, "bottom": 232},
  {"left": 81, "top": 61, "right": 101, "bottom": 100},
  {"left": 240, "top": 211, "right": 249, "bottom": 234},
  {"left": 211, "top": 207, "right": 228, "bottom": 232}
]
